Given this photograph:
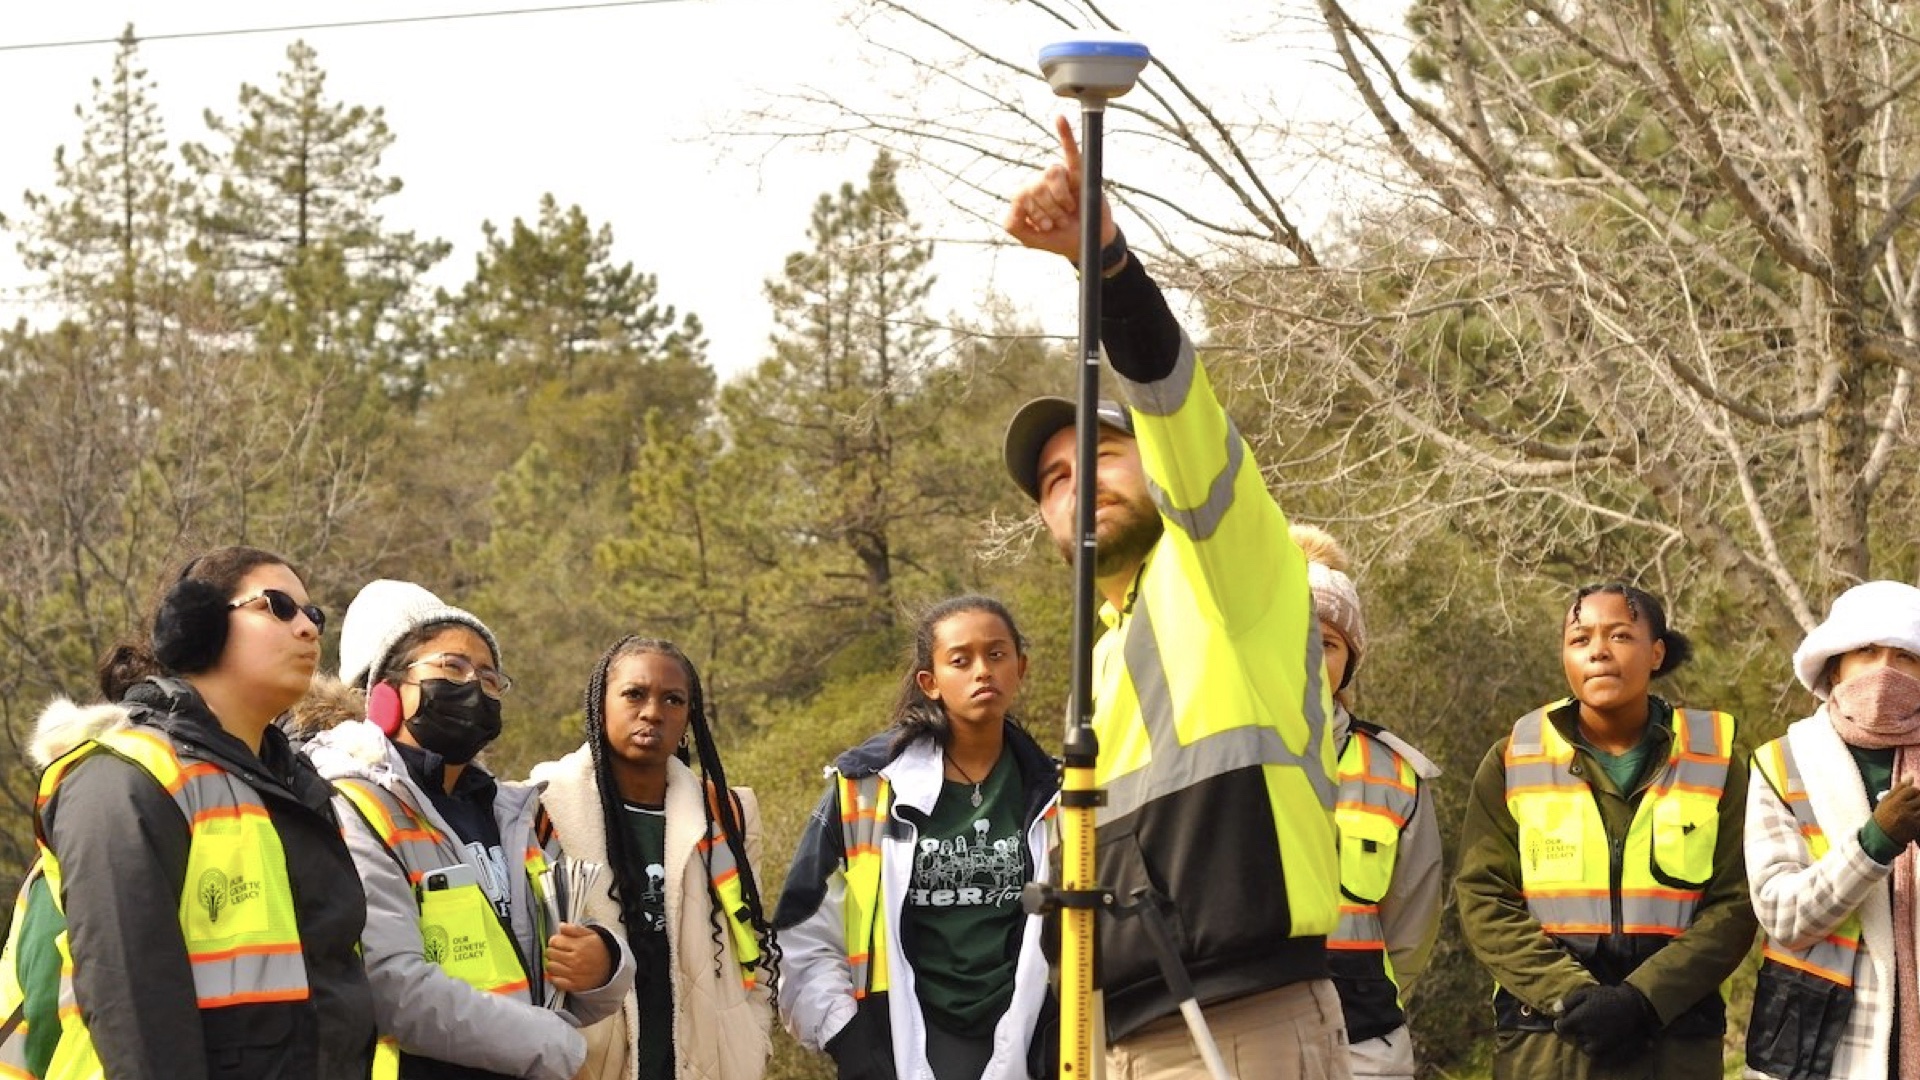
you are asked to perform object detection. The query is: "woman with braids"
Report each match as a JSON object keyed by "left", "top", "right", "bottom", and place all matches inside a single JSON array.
[
  {"left": 1455, "top": 583, "right": 1755, "bottom": 1078},
  {"left": 776, "top": 595, "right": 1059, "bottom": 1080},
  {"left": 528, "top": 637, "right": 777, "bottom": 1080}
]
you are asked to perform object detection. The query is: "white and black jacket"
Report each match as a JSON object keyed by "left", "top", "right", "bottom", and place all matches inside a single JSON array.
[{"left": 774, "top": 724, "right": 1059, "bottom": 1080}]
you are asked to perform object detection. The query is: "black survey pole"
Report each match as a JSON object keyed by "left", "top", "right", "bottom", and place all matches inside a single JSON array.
[{"left": 1035, "top": 37, "right": 1150, "bottom": 1080}]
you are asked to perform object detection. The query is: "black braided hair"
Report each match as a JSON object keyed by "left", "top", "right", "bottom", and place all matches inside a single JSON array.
[
  {"left": 887, "top": 594, "right": 1030, "bottom": 759},
  {"left": 583, "top": 636, "right": 781, "bottom": 1000},
  {"left": 1568, "top": 582, "right": 1694, "bottom": 677}
]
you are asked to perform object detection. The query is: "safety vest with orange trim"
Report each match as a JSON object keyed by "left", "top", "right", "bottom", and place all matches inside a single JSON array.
[
  {"left": 696, "top": 785, "right": 765, "bottom": 990},
  {"left": 1750, "top": 737, "right": 1863, "bottom": 988},
  {"left": 837, "top": 773, "right": 894, "bottom": 998},
  {"left": 1504, "top": 703, "right": 1733, "bottom": 944},
  {"left": 332, "top": 776, "right": 550, "bottom": 1079},
  {"left": 28, "top": 729, "right": 310, "bottom": 1080},
  {"left": 1328, "top": 725, "right": 1421, "bottom": 1041}
]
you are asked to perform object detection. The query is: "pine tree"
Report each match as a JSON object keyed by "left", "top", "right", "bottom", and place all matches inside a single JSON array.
[
  {"left": 17, "top": 25, "right": 192, "bottom": 357},
  {"left": 182, "top": 39, "right": 447, "bottom": 397}
]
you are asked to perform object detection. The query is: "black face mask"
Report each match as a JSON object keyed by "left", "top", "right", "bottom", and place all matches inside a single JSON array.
[{"left": 405, "top": 679, "right": 502, "bottom": 765}]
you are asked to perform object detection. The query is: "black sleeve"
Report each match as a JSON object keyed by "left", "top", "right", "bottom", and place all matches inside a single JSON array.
[
  {"left": 43, "top": 753, "right": 208, "bottom": 1080},
  {"left": 771, "top": 782, "right": 847, "bottom": 930},
  {"left": 1098, "top": 254, "right": 1184, "bottom": 385}
]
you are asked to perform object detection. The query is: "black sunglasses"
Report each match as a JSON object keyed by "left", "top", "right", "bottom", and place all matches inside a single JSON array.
[{"left": 228, "top": 589, "right": 327, "bottom": 634}]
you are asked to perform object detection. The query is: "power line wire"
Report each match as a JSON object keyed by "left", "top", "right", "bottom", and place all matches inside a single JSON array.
[{"left": 0, "top": 0, "right": 701, "bottom": 54}]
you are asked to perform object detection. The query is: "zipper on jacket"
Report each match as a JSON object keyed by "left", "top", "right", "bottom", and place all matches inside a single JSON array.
[{"left": 1576, "top": 756, "right": 1629, "bottom": 950}]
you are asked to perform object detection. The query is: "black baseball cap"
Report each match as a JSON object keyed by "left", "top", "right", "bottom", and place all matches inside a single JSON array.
[{"left": 1002, "top": 396, "right": 1135, "bottom": 502}]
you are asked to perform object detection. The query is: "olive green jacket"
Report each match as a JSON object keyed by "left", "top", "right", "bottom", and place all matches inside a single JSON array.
[{"left": 1455, "top": 699, "right": 1758, "bottom": 1078}]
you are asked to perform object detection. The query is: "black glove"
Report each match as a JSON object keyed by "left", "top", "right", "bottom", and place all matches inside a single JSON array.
[
  {"left": 824, "top": 1007, "right": 898, "bottom": 1080},
  {"left": 1554, "top": 983, "right": 1660, "bottom": 1063}
]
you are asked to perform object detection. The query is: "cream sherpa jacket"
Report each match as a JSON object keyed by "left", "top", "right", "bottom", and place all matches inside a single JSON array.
[{"left": 529, "top": 746, "right": 772, "bottom": 1080}]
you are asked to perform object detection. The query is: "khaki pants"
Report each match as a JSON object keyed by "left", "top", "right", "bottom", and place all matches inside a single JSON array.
[
  {"left": 1346, "top": 1023, "right": 1416, "bottom": 1080},
  {"left": 1107, "top": 980, "right": 1352, "bottom": 1080}
]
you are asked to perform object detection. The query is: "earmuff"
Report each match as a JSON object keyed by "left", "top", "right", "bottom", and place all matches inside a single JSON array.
[
  {"left": 151, "top": 578, "right": 232, "bottom": 675},
  {"left": 367, "top": 681, "right": 405, "bottom": 736}
]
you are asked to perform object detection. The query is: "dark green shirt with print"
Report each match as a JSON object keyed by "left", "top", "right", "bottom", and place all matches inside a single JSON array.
[
  {"left": 618, "top": 802, "right": 672, "bottom": 1080},
  {"left": 898, "top": 752, "right": 1026, "bottom": 1037}
]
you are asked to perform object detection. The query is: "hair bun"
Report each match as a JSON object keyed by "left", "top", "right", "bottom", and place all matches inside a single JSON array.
[{"left": 152, "top": 578, "right": 233, "bottom": 675}]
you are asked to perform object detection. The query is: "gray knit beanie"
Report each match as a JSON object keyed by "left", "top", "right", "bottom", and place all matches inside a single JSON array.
[
  {"left": 337, "top": 580, "right": 502, "bottom": 692},
  {"left": 1291, "top": 524, "right": 1367, "bottom": 685}
]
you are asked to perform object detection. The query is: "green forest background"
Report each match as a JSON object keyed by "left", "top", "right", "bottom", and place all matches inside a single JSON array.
[{"left": 7, "top": 5, "right": 1920, "bottom": 1072}]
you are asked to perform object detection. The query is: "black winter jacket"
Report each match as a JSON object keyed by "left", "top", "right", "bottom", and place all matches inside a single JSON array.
[{"left": 38, "top": 677, "right": 376, "bottom": 1080}]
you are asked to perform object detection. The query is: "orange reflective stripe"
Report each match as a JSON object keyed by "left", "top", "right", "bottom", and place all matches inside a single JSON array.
[
  {"left": 1761, "top": 946, "right": 1855, "bottom": 987},
  {"left": 1334, "top": 801, "right": 1406, "bottom": 829}
]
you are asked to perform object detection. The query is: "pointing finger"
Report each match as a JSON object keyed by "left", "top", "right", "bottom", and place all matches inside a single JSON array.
[{"left": 1055, "top": 115, "right": 1082, "bottom": 179}]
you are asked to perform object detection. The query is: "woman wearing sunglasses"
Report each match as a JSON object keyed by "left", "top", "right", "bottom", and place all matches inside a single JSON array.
[
  {"left": 32, "top": 545, "right": 377, "bottom": 1080},
  {"left": 295, "top": 579, "right": 633, "bottom": 1080}
]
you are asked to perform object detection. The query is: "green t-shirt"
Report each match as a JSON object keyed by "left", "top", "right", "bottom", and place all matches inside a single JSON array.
[
  {"left": 1576, "top": 700, "right": 1673, "bottom": 793},
  {"left": 618, "top": 802, "right": 672, "bottom": 1080},
  {"left": 898, "top": 751, "right": 1026, "bottom": 1038},
  {"left": 1848, "top": 744, "right": 1903, "bottom": 863}
]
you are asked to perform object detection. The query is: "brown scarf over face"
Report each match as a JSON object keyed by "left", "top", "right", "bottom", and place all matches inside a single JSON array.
[{"left": 1830, "top": 665, "right": 1920, "bottom": 1080}]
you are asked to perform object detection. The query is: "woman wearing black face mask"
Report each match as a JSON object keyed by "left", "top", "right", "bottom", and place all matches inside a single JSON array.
[{"left": 295, "top": 580, "right": 634, "bottom": 1080}]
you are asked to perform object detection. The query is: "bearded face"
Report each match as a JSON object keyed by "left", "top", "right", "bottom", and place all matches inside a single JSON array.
[{"left": 1034, "top": 426, "right": 1164, "bottom": 580}]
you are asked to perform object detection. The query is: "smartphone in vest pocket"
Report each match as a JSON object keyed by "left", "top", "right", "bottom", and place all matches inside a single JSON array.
[{"left": 422, "top": 863, "right": 479, "bottom": 892}]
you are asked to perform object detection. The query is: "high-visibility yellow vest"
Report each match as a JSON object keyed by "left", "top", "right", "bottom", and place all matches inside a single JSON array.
[
  {"left": 697, "top": 785, "right": 764, "bottom": 990},
  {"left": 836, "top": 773, "right": 894, "bottom": 998},
  {"left": 0, "top": 863, "right": 67, "bottom": 1080},
  {"left": 333, "top": 777, "right": 549, "bottom": 1077},
  {"left": 1328, "top": 726, "right": 1420, "bottom": 1039},
  {"left": 1750, "top": 738, "right": 1863, "bottom": 986},
  {"left": 1504, "top": 703, "right": 1733, "bottom": 942},
  {"left": 30, "top": 729, "right": 310, "bottom": 1080}
]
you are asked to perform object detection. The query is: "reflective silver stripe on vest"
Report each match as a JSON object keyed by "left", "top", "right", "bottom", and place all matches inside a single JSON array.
[
  {"left": 1102, "top": 593, "right": 1336, "bottom": 824},
  {"left": 1521, "top": 894, "right": 1695, "bottom": 936},
  {"left": 189, "top": 946, "right": 311, "bottom": 1005},
  {"left": 1143, "top": 423, "right": 1245, "bottom": 544},
  {"left": 1667, "top": 709, "right": 1729, "bottom": 794}
]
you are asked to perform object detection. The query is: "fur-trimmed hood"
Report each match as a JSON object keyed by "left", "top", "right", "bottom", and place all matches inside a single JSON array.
[
  {"left": 30, "top": 697, "right": 131, "bottom": 769},
  {"left": 283, "top": 674, "right": 367, "bottom": 741}
]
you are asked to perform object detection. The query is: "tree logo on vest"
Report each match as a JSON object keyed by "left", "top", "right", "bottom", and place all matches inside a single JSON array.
[
  {"left": 423, "top": 925, "right": 450, "bottom": 965},
  {"left": 198, "top": 869, "right": 228, "bottom": 923}
]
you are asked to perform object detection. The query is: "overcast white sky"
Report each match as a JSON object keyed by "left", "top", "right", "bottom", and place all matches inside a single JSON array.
[{"left": 0, "top": 1, "right": 1399, "bottom": 379}]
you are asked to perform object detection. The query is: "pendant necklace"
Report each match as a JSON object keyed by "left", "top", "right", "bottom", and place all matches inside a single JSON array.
[{"left": 946, "top": 753, "right": 984, "bottom": 808}]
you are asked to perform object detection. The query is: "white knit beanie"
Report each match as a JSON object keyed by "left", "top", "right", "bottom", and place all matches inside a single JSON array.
[
  {"left": 337, "top": 580, "right": 502, "bottom": 692},
  {"left": 1791, "top": 580, "right": 1920, "bottom": 700},
  {"left": 1291, "top": 525, "right": 1367, "bottom": 683}
]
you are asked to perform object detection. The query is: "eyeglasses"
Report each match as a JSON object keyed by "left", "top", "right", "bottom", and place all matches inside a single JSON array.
[
  {"left": 406, "top": 652, "right": 514, "bottom": 698},
  {"left": 228, "top": 589, "right": 327, "bottom": 633}
]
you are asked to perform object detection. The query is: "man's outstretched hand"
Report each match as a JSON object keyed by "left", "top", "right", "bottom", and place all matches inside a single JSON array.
[{"left": 1003, "top": 115, "right": 1119, "bottom": 263}]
